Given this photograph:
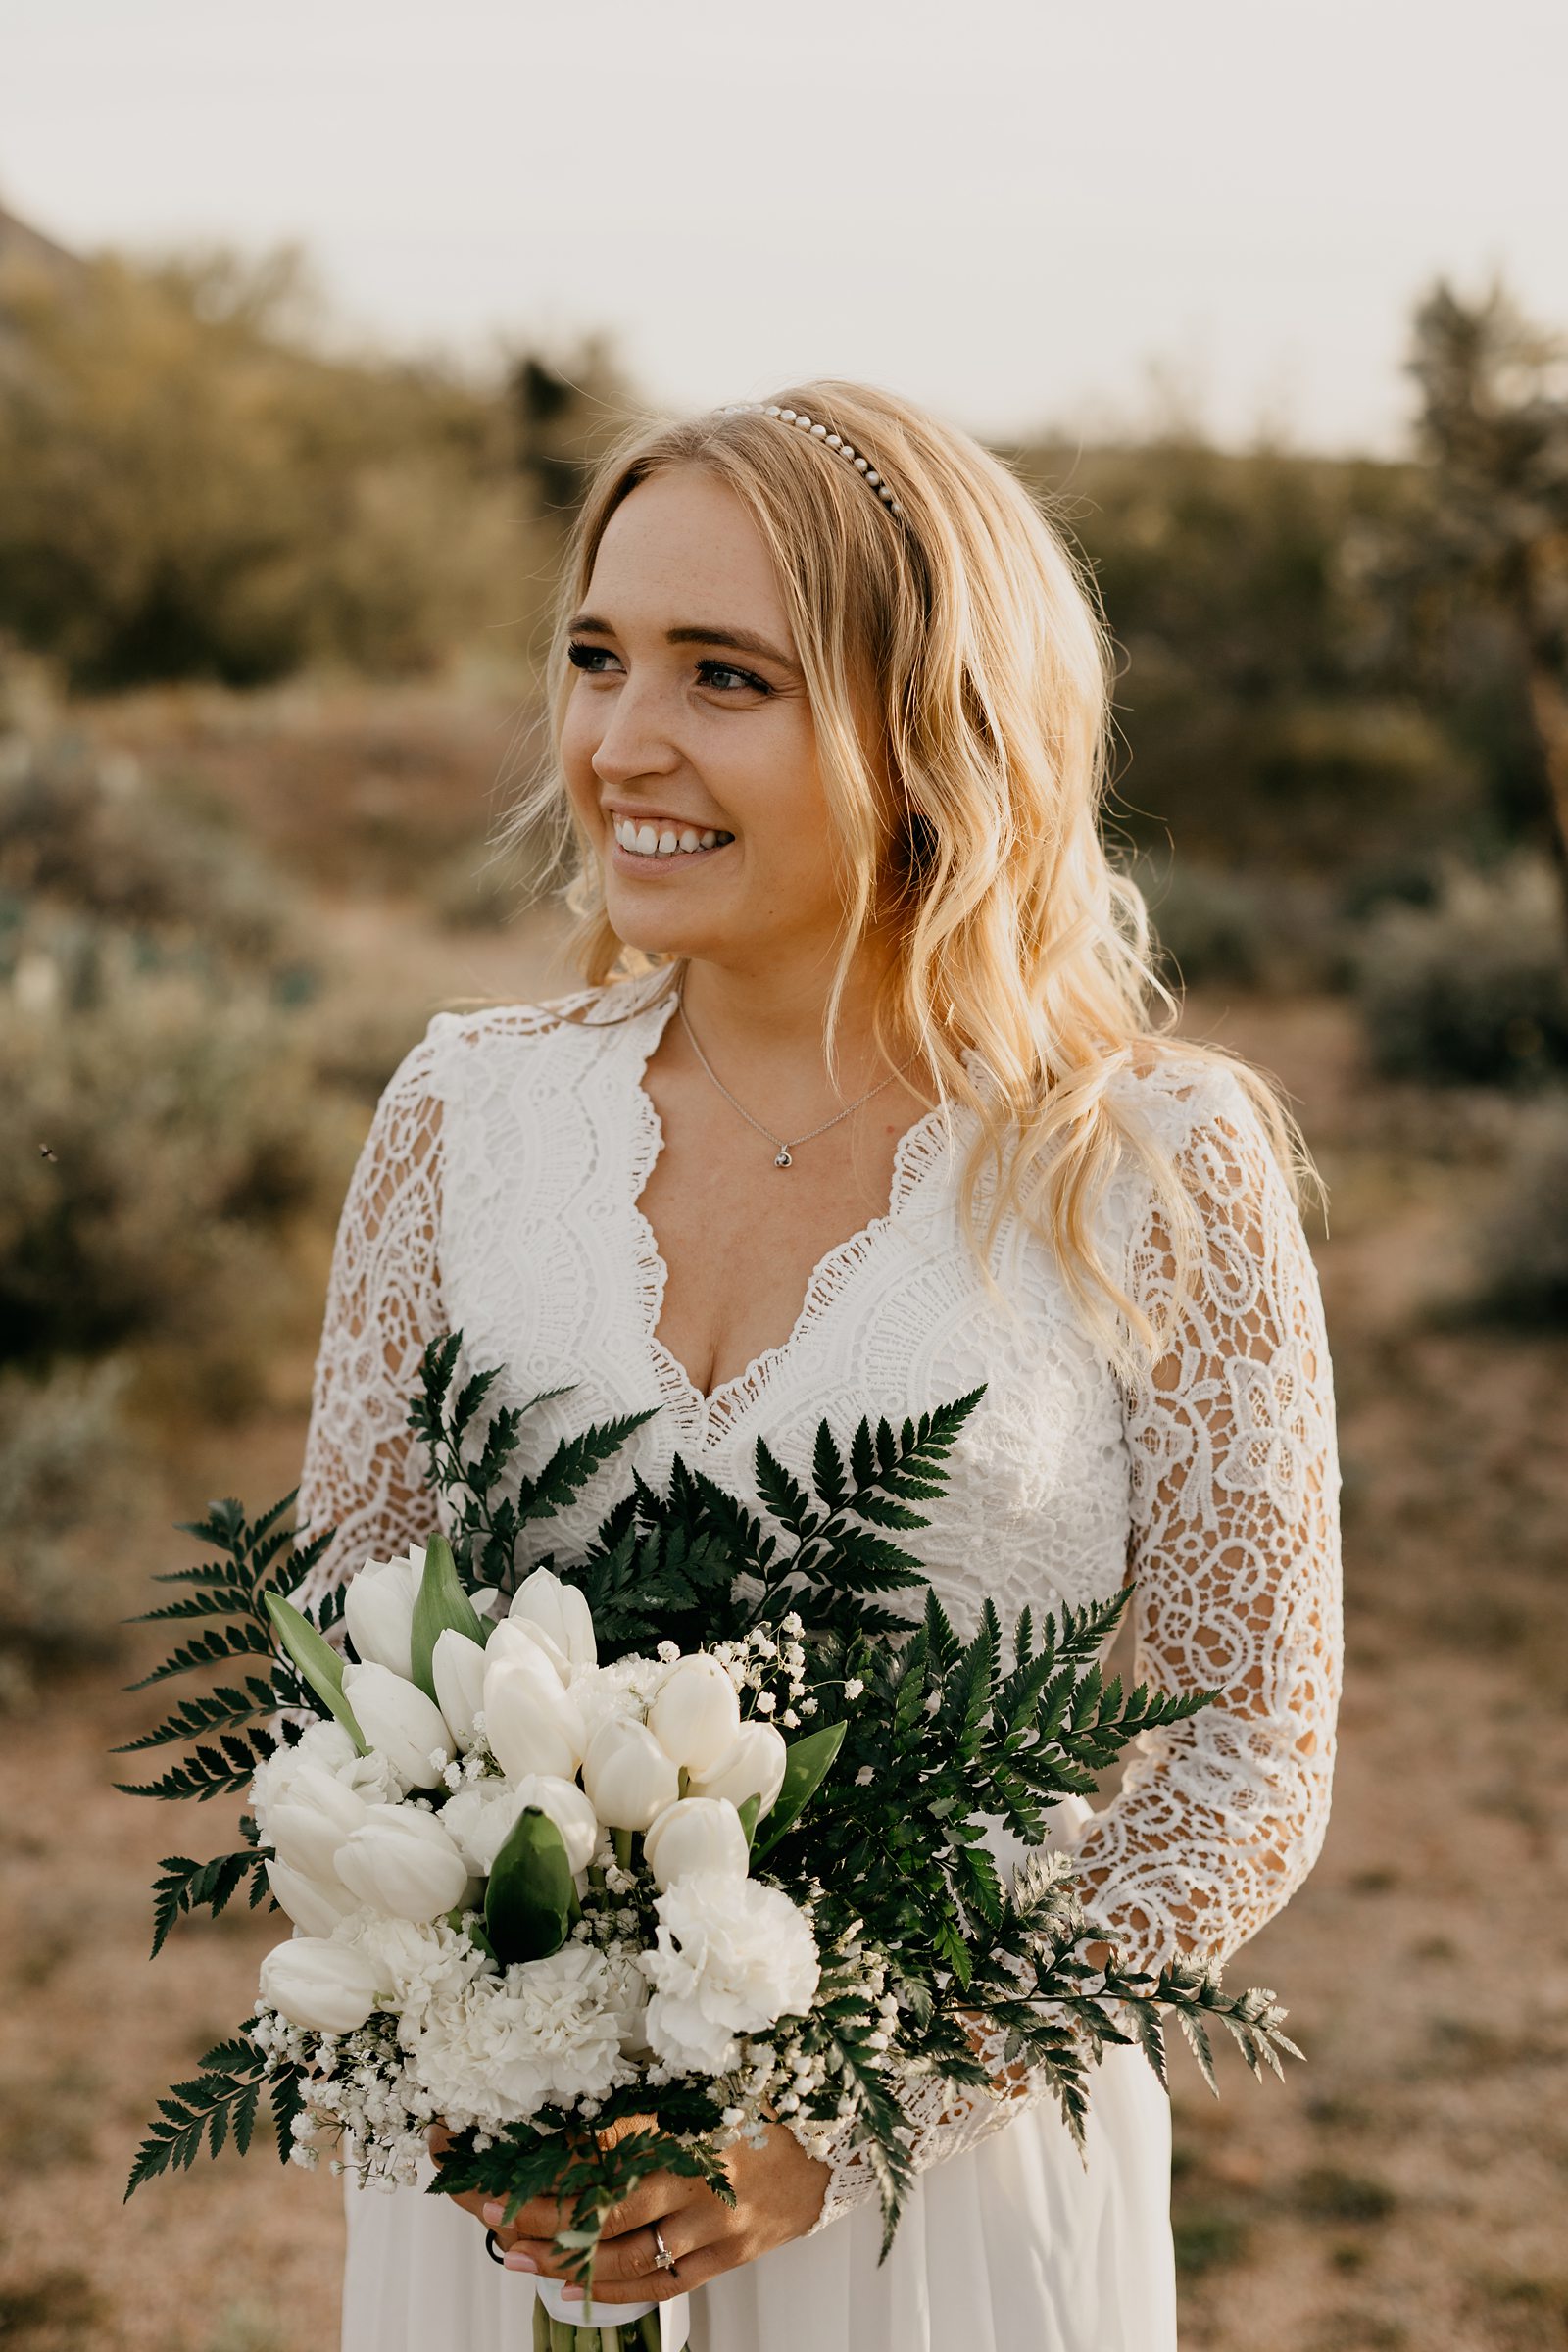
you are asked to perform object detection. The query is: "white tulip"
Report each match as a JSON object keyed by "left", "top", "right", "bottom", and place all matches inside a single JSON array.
[
  {"left": 442, "top": 1774, "right": 600, "bottom": 1878},
  {"left": 249, "top": 1717, "right": 397, "bottom": 1829},
  {"left": 432, "top": 1629, "right": 488, "bottom": 1753},
  {"left": 268, "top": 1764, "right": 377, "bottom": 1882},
  {"left": 482, "top": 1646, "right": 587, "bottom": 1782},
  {"left": 582, "top": 1716, "right": 679, "bottom": 1833},
  {"left": 258, "top": 1936, "right": 380, "bottom": 2034},
  {"left": 508, "top": 1567, "right": 597, "bottom": 1674},
  {"left": 647, "top": 1654, "right": 742, "bottom": 1775},
  {"left": 266, "top": 1858, "right": 359, "bottom": 1937},
  {"left": 687, "top": 1721, "right": 790, "bottom": 1819},
  {"left": 643, "top": 1797, "right": 750, "bottom": 1891},
  {"left": 335, "top": 1805, "right": 471, "bottom": 1923},
  {"left": 341, "top": 1662, "right": 452, "bottom": 1791},
  {"left": 485, "top": 1614, "right": 572, "bottom": 1686},
  {"left": 343, "top": 1543, "right": 425, "bottom": 1680}
]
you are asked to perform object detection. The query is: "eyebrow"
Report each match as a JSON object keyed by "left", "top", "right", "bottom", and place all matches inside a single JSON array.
[{"left": 566, "top": 613, "right": 799, "bottom": 672}]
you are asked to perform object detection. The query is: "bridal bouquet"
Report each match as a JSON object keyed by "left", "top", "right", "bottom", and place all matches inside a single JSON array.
[{"left": 121, "top": 1335, "right": 1300, "bottom": 2342}]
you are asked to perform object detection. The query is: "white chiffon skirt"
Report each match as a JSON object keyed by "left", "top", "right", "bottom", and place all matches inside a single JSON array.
[{"left": 340, "top": 2040, "right": 1173, "bottom": 2352}]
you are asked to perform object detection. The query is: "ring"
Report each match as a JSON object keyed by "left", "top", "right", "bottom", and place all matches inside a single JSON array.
[
  {"left": 652, "top": 2225, "right": 677, "bottom": 2274},
  {"left": 484, "top": 2229, "right": 507, "bottom": 2267}
]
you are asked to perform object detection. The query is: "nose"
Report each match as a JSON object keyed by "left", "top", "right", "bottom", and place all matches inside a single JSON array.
[{"left": 588, "top": 674, "right": 683, "bottom": 790}]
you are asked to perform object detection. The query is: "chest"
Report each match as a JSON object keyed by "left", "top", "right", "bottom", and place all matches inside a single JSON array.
[
  {"left": 635, "top": 1050, "right": 936, "bottom": 1402},
  {"left": 433, "top": 1015, "right": 1137, "bottom": 1627}
]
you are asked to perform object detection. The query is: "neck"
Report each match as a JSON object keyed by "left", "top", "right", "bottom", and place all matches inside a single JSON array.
[{"left": 671, "top": 940, "right": 920, "bottom": 1100}]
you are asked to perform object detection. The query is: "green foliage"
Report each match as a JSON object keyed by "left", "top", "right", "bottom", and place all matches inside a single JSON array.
[
  {"left": 499, "top": 1387, "right": 985, "bottom": 1656},
  {"left": 117, "top": 1491, "right": 332, "bottom": 1808},
  {"left": 147, "top": 1842, "right": 271, "bottom": 1960},
  {"left": 410, "top": 1332, "right": 658, "bottom": 1593},
  {"left": 408, "top": 1530, "right": 487, "bottom": 1698},
  {"left": 263, "top": 1591, "right": 367, "bottom": 1752},
  {"left": 124, "top": 2034, "right": 299, "bottom": 2196}
]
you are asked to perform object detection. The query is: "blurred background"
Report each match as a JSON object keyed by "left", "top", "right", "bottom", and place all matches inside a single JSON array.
[{"left": 0, "top": 4, "right": 1564, "bottom": 2348}]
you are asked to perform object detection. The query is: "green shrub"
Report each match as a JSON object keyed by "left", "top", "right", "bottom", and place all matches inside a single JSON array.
[
  {"left": 0, "top": 247, "right": 540, "bottom": 688},
  {"left": 0, "top": 721, "right": 303, "bottom": 981},
  {"left": 1352, "top": 854, "right": 1568, "bottom": 1085},
  {"left": 1473, "top": 1095, "right": 1568, "bottom": 1326},
  {"left": 0, "top": 965, "right": 331, "bottom": 1371},
  {"left": 0, "top": 1356, "right": 153, "bottom": 1698}
]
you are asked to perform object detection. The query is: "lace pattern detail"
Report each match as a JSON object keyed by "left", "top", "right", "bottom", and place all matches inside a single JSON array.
[{"left": 290, "top": 975, "right": 1342, "bottom": 2238}]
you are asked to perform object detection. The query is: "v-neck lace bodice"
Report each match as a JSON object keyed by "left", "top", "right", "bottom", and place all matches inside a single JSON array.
[
  {"left": 625, "top": 980, "right": 973, "bottom": 1428},
  {"left": 294, "top": 965, "right": 1343, "bottom": 2235}
]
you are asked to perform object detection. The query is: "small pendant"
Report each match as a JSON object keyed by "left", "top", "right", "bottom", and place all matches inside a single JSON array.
[{"left": 773, "top": 1148, "right": 793, "bottom": 1169}]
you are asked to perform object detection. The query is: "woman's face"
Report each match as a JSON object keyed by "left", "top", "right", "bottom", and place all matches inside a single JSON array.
[{"left": 561, "top": 465, "right": 857, "bottom": 977}]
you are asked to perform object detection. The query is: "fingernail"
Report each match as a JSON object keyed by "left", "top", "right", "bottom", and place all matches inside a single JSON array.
[
  {"left": 504, "top": 2252, "right": 538, "bottom": 2273},
  {"left": 482, "top": 2201, "right": 505, "bottom": 2227},
  {"left": 562, "top": 2286, "right": 584, "bottom": 2303}
]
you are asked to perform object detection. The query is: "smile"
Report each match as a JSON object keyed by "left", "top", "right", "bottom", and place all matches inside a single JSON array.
[{"left": 611, "top": 817, "right": 735, "bottom": 860}]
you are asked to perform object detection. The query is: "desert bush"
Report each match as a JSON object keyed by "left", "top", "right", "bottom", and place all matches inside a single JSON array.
[
  {"left": 1472, "top": 1095, "right": 1568, "bottom": 1327},
  {"left": 0, "top": 965, "right": 331, "bottom": 1372},
  {"left": 0, "top": 1355, "right": 154, "bottom": 1699},
  {"left": 1352, "top": 854, "right": 1568, "bottom": 1085},
  {"left": 0, "top": 247, "right": 541, "bottom": 687},
  {"left": 1128, "top": 853, "right": 1348, "bottom": 993},
  {"left": 0, "top": 719, "right": 305, "bottom": 981}
]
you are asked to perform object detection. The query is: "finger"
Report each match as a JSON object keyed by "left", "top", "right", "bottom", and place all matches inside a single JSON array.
[
  {"left": 510, "top": 2188, "right": 720, "bottom": 2286},
  {"left": 582, "top": 2210, "right": 719, "bottom": 2287},
  {"left": 562, "top": 2238, "right": 735, "bottom": 2309},
  {"left": 595, "top": 2172, "right": 701, "bottom": 2242}
]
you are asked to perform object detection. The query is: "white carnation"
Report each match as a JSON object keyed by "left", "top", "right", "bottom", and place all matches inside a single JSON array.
[
  {"left": 641, "top": 1871, "right": 820, "bottom": 2077},
  {"left": 335, "top": 1911, "right": 488, "bottom": 2018},
  {"left": 404, "top": 1943, "right": 631, "bottom": 2124},
  {"left": 572, "top": 1653, "right": 670, "bottom": 1745}
]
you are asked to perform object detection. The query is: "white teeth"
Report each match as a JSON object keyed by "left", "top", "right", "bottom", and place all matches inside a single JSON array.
[{"left": 612, "top": 817, "right": 734, "bottom": 858}]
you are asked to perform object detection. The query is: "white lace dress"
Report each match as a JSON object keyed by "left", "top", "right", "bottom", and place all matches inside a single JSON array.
[{"left": 293, "top": 964, "right": 1343, "bottom": 2352}]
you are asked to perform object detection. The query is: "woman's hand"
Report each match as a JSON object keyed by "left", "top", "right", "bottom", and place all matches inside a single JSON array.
[{"left": 468, "top": 2120, "right": 831, "bottom": 2304}]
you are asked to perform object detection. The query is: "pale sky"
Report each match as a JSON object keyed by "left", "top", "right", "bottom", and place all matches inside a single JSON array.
[{"left": 1, "top": 0, "right": 1563, "bottom": 455}]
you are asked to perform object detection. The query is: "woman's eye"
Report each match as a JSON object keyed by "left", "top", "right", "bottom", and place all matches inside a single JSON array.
[
  {"left": 565, "top": 642, "right": 771, "bottom": 698},
  {"left": 566, "top": 641, "right": 618, "bottom": 675},
  {"left": 697, "top": 660, "right": 771, "bottom": 696}
]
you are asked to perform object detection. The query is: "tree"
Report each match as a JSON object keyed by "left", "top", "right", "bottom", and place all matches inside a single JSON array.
[{"left": 1406, "top": 278, "right": 1568, "bottom": 889}]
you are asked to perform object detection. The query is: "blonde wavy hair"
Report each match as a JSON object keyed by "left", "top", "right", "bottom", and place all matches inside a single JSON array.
[{"left": 494, "top": 377, "right": 1321, "bottom": 1388}]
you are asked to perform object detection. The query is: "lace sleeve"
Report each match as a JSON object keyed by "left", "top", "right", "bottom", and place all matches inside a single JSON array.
[
  {"left": 798, "top": 1063, "right": 1344, "bottom": 2231},
  {"left": 289, "top": 1022, "right": 450, "bottom": 1613},
  {"left": 1066, "top": 1066, "right": 1343, "bottom": 1972}
]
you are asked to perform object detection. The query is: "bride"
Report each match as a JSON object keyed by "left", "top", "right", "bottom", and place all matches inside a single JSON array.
[{"left": 293, "top": 380, "right": 1343, "bottom": 2352}]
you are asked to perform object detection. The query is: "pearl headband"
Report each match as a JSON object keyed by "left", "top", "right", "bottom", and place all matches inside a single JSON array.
[{"left": 715, "top": 401, "right": 906, "bottom": 519}]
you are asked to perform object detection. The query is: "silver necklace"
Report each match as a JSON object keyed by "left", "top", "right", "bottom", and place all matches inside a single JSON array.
[{"left": 675, "top": 978, "right": 919, "bottom": 1169}]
